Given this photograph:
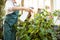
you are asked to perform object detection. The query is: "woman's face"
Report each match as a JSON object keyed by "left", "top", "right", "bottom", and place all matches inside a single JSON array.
[{"left": 12, "top": 0, "right": 16, "bottom": 3}]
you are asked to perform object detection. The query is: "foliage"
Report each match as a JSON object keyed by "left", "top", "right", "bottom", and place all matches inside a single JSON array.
[
  {"left": 0, "top": 0, "right": 5, "bottom": 5},
  {"left": 0, "top": 0, "right": 5, "bottom": 39},
  {"left": 52, "top": 10, "right": 60, "bottom": 39},
  {"left": 53, "top": 10, "right": 60, "bottom": 16},
  {"left": 0, "top": 0, "right": 5, "bottom": 17},
  {"left": 16, "top": 9, "right": 57, "bottom": 40},
  {"left": 0, "top": 0, "right": 5, "bottom": 27}
]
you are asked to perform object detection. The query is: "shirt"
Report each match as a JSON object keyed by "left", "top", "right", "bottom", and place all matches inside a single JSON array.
[
  {"left": 4, "top": 0, "right": 14, "bottom": 15},
  {"left": 4, "top": 0, "right": 19, "bottom": 15}
]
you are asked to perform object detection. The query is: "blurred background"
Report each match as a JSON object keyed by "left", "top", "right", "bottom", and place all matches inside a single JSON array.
[{"left": 0, "top": 0, "right": 60, "bottom": 40}]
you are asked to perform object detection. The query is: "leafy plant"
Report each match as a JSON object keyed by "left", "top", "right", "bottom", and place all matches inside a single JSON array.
[
  {"left": 53, "top": 10, "right": 60, "bottom": 16},
  {"left": 16, "top": 9, "right": 57, "bottom": 40},
  {"left": 52, "top": 10, "right": 60, "bottom": 39},
  {"left": 0, "top": 0, "right": 5, "bottom": 27},
  {"left": 0, "top": 0, "right": 5, "bottom": 39}
]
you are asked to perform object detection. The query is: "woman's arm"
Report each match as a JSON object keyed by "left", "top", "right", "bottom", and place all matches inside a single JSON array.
[{"left": 8, "top": 7, "right": 33, "bottom": 12}]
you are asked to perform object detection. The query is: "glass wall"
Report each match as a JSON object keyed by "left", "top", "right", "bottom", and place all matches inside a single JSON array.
[
  {"left": 53, "top": 0, "right": 60, "bottom": 10},
  {"left": 17, "top": 0, "right": 60, "bottom": 11}
]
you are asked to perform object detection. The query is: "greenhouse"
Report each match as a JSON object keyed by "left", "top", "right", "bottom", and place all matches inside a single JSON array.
[{"left": 0, "top": 0, "right": 60, "bottom": 40}]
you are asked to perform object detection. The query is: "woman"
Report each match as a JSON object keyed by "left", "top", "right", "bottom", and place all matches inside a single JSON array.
[{"left": 4, "top": 0, "right": 33, "bottom": 40}]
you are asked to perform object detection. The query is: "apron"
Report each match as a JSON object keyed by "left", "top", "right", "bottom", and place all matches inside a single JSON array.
[{"left": 3, "top": 11, "right": 19, "bottom": 40}]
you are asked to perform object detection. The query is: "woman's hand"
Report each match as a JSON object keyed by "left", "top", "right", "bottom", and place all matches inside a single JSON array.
[{"left": 26, "top": 8, "right": 33, "bottom": 13}]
